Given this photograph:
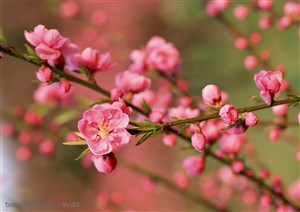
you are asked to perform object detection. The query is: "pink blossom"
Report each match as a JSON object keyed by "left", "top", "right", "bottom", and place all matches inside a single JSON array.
[
  {"left": 228, "top": 124, "right": 248, "bottom": 134},
  {"left": 191, "top": 129, "right": 206, "bottom": 153},
  {"left": 59, "top": 80, "right": 71, "bottom": 93},
  {"left": 298, "top": 112, "right": 300, "bottom": 125},
  {"left": 220, "top": 134, "right": 244, "bottom": 154},
  {"left": 278, "top": 16, "right": 293, "bottom": 31},
  {"left": 243, "top": 190, "right": 257, "bottom": 205},
  {"left": 132, "top": 90, "right": 156, "bottom": 108},
  {"left": 234, "top": 5, "right": 250, "bottom": 21},
  {"left": 260, "top": 194, "right": 272, "bottom": 207},
  {"left": 92, "top": 152, "right": 117, "bottom": 173},
  {"left": 36, "top": 66, "right": 53, "bottom": 83},
  {"left": 272, "top": 104, "right": 288, "bottom": 116},
  {"left": 259, "top": 16, "right": 272, "bottom": 30},
  {"left": 183, "top": 156, "right": 205, "bottom": 176},
  {"left": 39, "top": 139, "right": 56, "bottom": 155},
  {"left": 115, "top": 71, "right": 151, "bottom": 93},
  {"left": 174, "top": 171, "right": 189, "bottom": 189},
  {"left": 254, "top": 70, "right": 282, "bottom": 105},
  {"left": 219, "top": 104, "right": 238, "bottom": 125},
  {"left": 24, "top": 111, "right": 43, "bottom": 126},
  {"left": 257, "top": 0, "right": 273, "bottom": 10},
  {"left": 78, "top": 103, "right": 131, "bottom": 156},
  {"left": 129, "top": 49, "right": 147, "bottom": 74},
  {"left": 16, "top": 146, "right": 32, "bottom": 162},
  {"left": 244, "top": 112, "right": 258, "bottom": 127},
  {"left": 177, "top": 79, "right": 189, "bottom": 92},
  {"left": 269, "top": 127, "right": 281, "bottom": 142},
  {"left": 168, "top": 106, "right": 199, "bottom": 120},
  {"left": 18, "top": 131, "right": 31, "bottom": 145},
  {"left": 235, "top": 37, "right": 249, "bottom": 50},
  {"left": 110, "top": 88, "right": 123, "bottom": 101},
  {"left": 24, "top": 25, "right": 78, "bottom": 62},
  {"left": 146, "top": 36, "right": 180, "bottom": 74},
  {"left": 232, "top": 161, "right": 244, "bottom": 173},
  {"left": 34, "top": 83, "right": 72, "bottom": 107},
  {"left": 202, "top": 120, "right": 220, "bottom": 144},
  {"left": 284, "top": 2, "right": 300, "bottom": 17},
  {"left": 244, "top": 55, "right": 259, "bottom": 71},
  {"left": 179, "top": 97, "right": 192, "bottom": 107},
  {"left": 251, "top": 32, "right": 262, "bottom": 45},
  {"left": 206, "top": 2, "right": 221, "bottom": 17},
  {"left": 149, "top": 110, "right": 165, "bottom": 123},
  {"left": 202, "top": 84, "right": 222, "bottom": 106},
  {"left": 60, "top": 0, "right": 79, "bottom": 19},
  {"left": 213, "top": 0, "right": 231, "bottom": 11},
  {"left": 162, "top": 134, "right": 177, "bottom": 147}
]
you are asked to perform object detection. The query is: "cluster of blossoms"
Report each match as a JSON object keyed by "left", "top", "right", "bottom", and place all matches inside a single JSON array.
[{"left": 1, "top": 1, "right": 300, "bottom": 208}]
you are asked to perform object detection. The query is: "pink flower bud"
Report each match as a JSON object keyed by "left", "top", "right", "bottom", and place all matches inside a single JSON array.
[
  {"left": 36, "top": 66, "right": 53, "bottom": 83},
  {"left": 269, "top": 127, "right": 282, "bottom": 142},
  {"left": 258, "top": 0, "right": 273, "bottom": 10},
  {"left": 259, "top": 16, "right": 272, "bottom": 30},
  {"left": 244, "top": 112, "right": 258, "bottom": 127},
  {"left": 91, "top": 10, "right": 107, "bottom": 26},
  {"left": 298, "top": 112, "right": 300, "bottom": 125},
  {"left": 110, "top": 88, "right": 123, "bottom": 101},
  {"left": 18, "top": 131, "right": 31, "bottom": 145},
  {"left": 284, "top": 2, "right": 300, "bottom": 17},
  {"left": 234, "top": 5, "right": 250, "bottom": 21},
  {"left": 206, "top": 2, "right": 221, "bottom": 17},
  {"left": 183, "top": 156, "right": 205, "bottom": 176},
  {"left": 111, "top": 191, "right": 124, "bottom": 205},
  {"left": 0, "top": 123, "right": 15, "bottom": 137},
  {"left": 163, "top": 134, "right": 177, "bottom": 147},
  {"left": 60, "top": 80, "right": 71, "bottom": 93},
  {"left": 202, "top": 84, "right": 222, "bottom": 106},
  {"left": 235, "top": 37, "right": 249, "bottom": 50},
  {"left": 177, "top": 79, "right": 189, "bottom": 92},
  {"left": 219, "top": 104, "right": 238, "bottom": 125},
  {"left": 174, "top": 171, "right": 189, "bottom": 189},
  {"left": 289, "top": 180, "right": 300, "bottom": 201},
  {"left": 278, "top": 16, "right": 293, "bottom": 31},
  {"left": 24, "top": 111, "right": 43, "bottom": 126},
  {"left": 272, "top": 104, "right": 288, "bottom": 116},
  {"left": 39, "top": 139, "right": 55, "bottom": 155},
  {"left": 220, "top": 134, "right": 244, "bottom": 154},
  {"left": 281, "top": 79, "right": 290, "bottom": 91},
  {"left": 244, "top": 55, "right": 259, "bottom": 71},
  {"left": 16, "top": 146, "right": 32, "bottom": 162},
  {"left": 250, "top": 32, "right": 262, "bottom": 45},
  {"left": 232, "top": 161, "right": 244, "bottom": 173},
  {"left": 91, "top": 152, "right": 117, "bottom": 174},
  {"left": 260, "top": 194, "right": 272, "bottom": 207},
  {"left": 260, "top": 170, "right": 270, "bottom": 180},
  {"left": 260, "top": 50, "right": 270, "bottom": 61},
  {"left": 191, "top": 130, "right": 206, "bottom": 153},
  {"left": 60, "top": 0, "right": 79, "bottom": 19}
]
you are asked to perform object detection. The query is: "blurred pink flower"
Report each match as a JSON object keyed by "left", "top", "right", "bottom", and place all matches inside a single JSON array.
[
  {"left": 36, "top": 66, "right": 53, "bottom": 83},
  {"left": 183, "top": 156, "right": 205, "bottom": 176},
  {"left": 244, "top": 112, "right": 258, "bottom": 127},
  {"left": 78, "top": 103, "right": 131, "bottom": 156},
  {"left": 254, "top": 70, "right": 282, "bottom": 105},
  {"left": 115, "top": 70, "right": 151, "bottom": 93},
  {"left": 129, "top": 49, "right": 147, "bottom": 74},
  {"left": 146, "top": 36, "right": 180, "bottom": 74}
]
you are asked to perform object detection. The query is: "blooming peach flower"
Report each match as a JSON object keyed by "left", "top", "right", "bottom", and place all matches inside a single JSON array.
[
  {"left": 115, "top": 71, "right": 151, "bottom": 94},
  {"left": 168, "top": 105, "right": 199, "bottom": 120},
  {"left": 129, "top": 49, "right": 147, "bottom": 74},
  {"left": 219, "top": 104, "right": 238, "bottom": 125},
  {"left": 183, "top": 156, "right": 205, "bottom": 176},
  {"left": 220, "top": 134, "right": 245, "bottom": 154},
  {"left": 254, "top": 70, "right": 282, "bottom": 105},
  {"left": 162, "top": 134, "right": 177, "bottom": 147},
  {"left": 24, "top": 25, "right": 78, "bottom": 62},
  {"left": 146, "top": 36, "right": 180, "bottom": 74},
  {"left": 132, "top": 90, "right": 156, "bottom": 108},
  {"left": 202, "top": 84, "right": 222, "bottom": 106},
  {"left": 66, "top": 47, "right": 115, "bottom": 73},
  {"left": 78, "top": 102, "right": 131, "bottom": 156},
  {"left": 92, "top": 152, "right": 117, "bottom": 173}
]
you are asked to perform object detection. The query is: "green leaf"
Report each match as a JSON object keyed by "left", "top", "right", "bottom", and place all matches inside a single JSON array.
[
  {"left": 0, "top": 26, "right": 7, "bottom": 44},
  {"left": 178, "top": 123, "right": 190, "bottom": 134},
  {"left": 130, "top": 120, "right": 156, "bottom": 128},
  {"left": 135, "top": 132, "right": 154, "bottom": 146},
  {"left": 24, "top": 44, "right": 38, "bottom": 58},
  {"left": 74, "top": 148, "right": 90, "bottom": 160},
  {"left": 142, "top": 100, "right": 152, "bottom": 113},
  {"left": 80, "top": 66, "right": 92, "bottom": 79},
  {"left": 63, "top": 140, "right": 87, "bottom": 145},
  {"left": 53, "top": 110, "right": 78, "bottom": 125}
]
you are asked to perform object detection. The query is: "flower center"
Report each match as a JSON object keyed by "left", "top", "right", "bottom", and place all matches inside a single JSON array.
[{"left": 98, "top": 125, "right": 110, "bottom": 138}]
